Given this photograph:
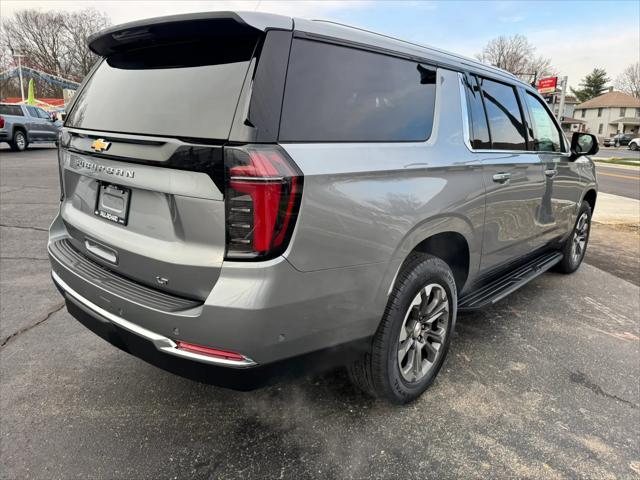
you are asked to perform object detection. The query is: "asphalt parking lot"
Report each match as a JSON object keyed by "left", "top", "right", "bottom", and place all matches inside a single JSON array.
[{"left": 1, "top": 145, "right": 639, "bottom": 479}]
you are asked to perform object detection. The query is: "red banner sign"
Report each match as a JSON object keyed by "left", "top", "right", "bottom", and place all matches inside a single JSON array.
[{"left": 537, "top": 77, "right": 558, "bottom": 93}]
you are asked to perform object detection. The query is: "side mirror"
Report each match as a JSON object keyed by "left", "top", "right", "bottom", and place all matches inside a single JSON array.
[{"left": 570, "top": 132, "right": 599, "bottom": 160}]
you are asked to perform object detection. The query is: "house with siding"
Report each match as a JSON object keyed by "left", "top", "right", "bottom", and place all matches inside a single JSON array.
[{"left": 574, "top": 90, "right": 640, "bottom": 140}]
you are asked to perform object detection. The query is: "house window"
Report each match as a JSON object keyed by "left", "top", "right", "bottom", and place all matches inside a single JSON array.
[
  {"left": 580, "top": 109, "right": 586, "bottom": 118},
  {"left": 598, "top": 124, "right": 603, "bottom": 134},
  {"left": 597, "top": 108, "right": 603, "bottom": 117},
  {"left": 620, "top": 107, "right": 626, "bottom": 117},
  {"left": 636, "top": 108, "right": 640, "bottom": 118}
]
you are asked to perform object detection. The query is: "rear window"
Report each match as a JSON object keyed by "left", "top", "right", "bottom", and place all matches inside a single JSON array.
[
  {"left": 0, "top": 105, "right": 24, "bottom": 116},
  {"left": 65, "top": 38, "right": 257, "bottom": 140},
  {"left": 279, "top": 39, "right": 436, "bottom": 142}
]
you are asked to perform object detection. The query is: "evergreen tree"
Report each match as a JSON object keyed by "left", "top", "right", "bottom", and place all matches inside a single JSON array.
[{"left": 571, "top": 68, "right": 610, "bottom": 102}]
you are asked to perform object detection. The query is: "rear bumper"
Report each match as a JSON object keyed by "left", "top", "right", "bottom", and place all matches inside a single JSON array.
[
  {"left": 48, "top": 212, "right": 385, "bottom": 378},
  {"left": 52, "top": 270, "right": 256, "bottom": 368},
  {"left": 53, "top": 271, "right": 370, "bottom": 390}
]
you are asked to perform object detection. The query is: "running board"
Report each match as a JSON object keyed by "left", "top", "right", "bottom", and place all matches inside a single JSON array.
[{"left": 458, "top": 251, "right": 563, "bottom": 311}]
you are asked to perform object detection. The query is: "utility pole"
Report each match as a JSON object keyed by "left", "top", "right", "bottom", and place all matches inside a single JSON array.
[
  {"left": 13, "top": 54, "right": 26, "bottom": 103},
  {"left": 557, "top": 76, "right": 568, "bottom": 122}
]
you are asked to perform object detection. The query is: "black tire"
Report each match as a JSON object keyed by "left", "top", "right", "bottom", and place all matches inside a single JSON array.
[
  {"left": 348, "top": 253, "right": 457, "bottom": 404},
  {"left": 9, "top": 130, "right": 28, "bottom": 152},
  {"left": 630, "top": 143, "right": 639, "bottom": 151},
  {"left": 554, "top": 201, "right": 592, "bottom": 274}
]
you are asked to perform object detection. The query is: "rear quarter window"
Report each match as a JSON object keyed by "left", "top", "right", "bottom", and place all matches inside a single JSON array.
[{"left": 279, "top": 39, "right": 437, "bottom": 142}]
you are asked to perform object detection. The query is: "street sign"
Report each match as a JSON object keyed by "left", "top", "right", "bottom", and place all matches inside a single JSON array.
[{"left": 537, "top": 77, "right": 558, "bottom": 94}]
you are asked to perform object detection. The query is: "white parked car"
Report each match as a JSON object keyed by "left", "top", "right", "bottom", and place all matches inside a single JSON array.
[{"left": 628, "top": 137, "right": 640, "bottom": 151}]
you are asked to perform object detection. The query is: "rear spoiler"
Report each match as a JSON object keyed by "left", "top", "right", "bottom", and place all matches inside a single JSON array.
[{"left": 88, "top": 11, "right": 293, "bottom": 56}]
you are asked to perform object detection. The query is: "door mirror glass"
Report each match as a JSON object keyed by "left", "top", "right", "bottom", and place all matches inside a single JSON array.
[{"left": 570, "top": 132, "right": 598, "bottom": 159}]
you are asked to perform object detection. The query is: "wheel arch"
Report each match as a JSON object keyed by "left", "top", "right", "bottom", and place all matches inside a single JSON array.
[
  {"left": 409, "top": 231, "right": 470, "bottom": 293},
  {"left": 378, "top": 214, "right": 479, "bottom": 306},
  {"left": 582, "top": 189, "right": 597, "bottom": 212},
  {"left": 12, "top": 124, "right": 27, "bottom": 140}
]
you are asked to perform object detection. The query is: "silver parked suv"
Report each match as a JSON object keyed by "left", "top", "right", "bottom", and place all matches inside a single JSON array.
[{"left": 48, "top": 12, "right": 598, "bottom": 403}]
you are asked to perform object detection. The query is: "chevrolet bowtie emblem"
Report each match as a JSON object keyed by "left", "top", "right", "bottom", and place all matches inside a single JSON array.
[{"left": 90, "top": 138, "right": 111, "bottom": 152}]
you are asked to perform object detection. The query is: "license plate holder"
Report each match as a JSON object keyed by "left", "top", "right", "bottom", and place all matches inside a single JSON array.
[{"left": 95, "top": 183, "right": 131, "bottom": 226}]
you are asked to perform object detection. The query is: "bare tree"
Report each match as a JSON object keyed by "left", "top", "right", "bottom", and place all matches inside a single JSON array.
[
  {"left": 615, "top": 62, "right": 640, "bottom": 99},
  {"left": 476, "top": 34, "right": 555, "bottom": 83},
  {"left": 61, "top": 10, "right": 110, "bottom": 78},
  {"left": 1, "top": 8, "right": 109, "bottom": 98},
  {"left": 0, "top": 48, "right": 17, "bottom": 99}
]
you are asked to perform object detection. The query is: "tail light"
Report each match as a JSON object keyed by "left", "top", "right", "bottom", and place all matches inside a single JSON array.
[
  {"left": 224, "top": 145, "right": 303, "bottom": 260},
  {"left": 0, "top": 116, "right": 4, "bottom": 129}
]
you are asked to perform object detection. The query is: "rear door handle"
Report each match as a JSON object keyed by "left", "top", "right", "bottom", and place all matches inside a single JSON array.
[
  {"left": 492, "top": 172, "right": 511, "bottom": 183},
  {"left": 544, "top": 169, "right": 558, "bottom": 178}
]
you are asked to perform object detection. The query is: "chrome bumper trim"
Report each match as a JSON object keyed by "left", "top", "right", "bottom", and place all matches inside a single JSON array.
[{"left": 51, "top": 270, "right": 256, "bottom": 368}]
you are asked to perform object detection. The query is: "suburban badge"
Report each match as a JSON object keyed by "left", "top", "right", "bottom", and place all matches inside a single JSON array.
[{"left": 72, "top": 158, "right": 135, "bottom": 178}]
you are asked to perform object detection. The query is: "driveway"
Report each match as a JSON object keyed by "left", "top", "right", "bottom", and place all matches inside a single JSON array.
[{"left": 1, "top": 146, "right": 639, "bottom": 479}]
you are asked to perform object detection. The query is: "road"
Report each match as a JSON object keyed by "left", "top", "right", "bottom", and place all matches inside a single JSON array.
[
  {"left": 595, "top": 163, "right": 640, "bottom": 200},
  {"left": 596, "top": 146, "right": 640, "bottom": 160},
  {"left": 1, "top": 146, "right": 639, "bottom": 479}
]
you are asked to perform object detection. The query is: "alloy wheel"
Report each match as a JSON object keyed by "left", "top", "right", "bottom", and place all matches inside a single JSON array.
[
  {"left": 397, "top": 283, "right": 450, "bottom": 383},
  {"left": 16, "top": 133, "right": 26, "bottom": 150},
  {"left": 571, "top": 212, "right": 589, "bottom": 264}
]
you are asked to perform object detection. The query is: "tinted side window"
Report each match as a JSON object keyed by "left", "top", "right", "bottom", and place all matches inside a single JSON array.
[
  {"left": 280, "top": 39, "right": 436, "bottom": 142},
  {"left": 463, "top": 75, "right": 490, "bottom": 149},
  {"left": 36, "top": 108, "right": 51, "bottom": 120},
  {"left": 478, "top": 78, "right": 527, "bottom": 150},
  {"left": 524, "top": 92, "right": 562, "bottom": 152},
  {"left": 26, "top": 106, "right": 39, "bottom": 117},
  {"left": 0, "top": 105, "right": 24, "bottom": 116}
]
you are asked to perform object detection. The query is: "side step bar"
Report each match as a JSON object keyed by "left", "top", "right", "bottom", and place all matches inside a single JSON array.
[{"left": 458, "top": 251, "right": 563, "bottom": 311}]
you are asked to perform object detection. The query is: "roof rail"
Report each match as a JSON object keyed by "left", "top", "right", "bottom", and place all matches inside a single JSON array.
[{"left": 310, "top": 19, "right": 517, "bottom": 80}]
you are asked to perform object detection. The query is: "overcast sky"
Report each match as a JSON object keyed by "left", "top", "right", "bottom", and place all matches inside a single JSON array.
[{"left": 2, "top": 0, "right": 638, "bottom": 89}]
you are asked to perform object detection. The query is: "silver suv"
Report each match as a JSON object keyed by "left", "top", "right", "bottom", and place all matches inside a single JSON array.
[{"left": 48, "top": 12, "right": 598, "bottom": 403}]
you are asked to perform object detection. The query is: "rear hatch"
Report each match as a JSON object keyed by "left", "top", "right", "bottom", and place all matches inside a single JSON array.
[{"left": 57, "top": 15, "right": 268, "bottom": 300}]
